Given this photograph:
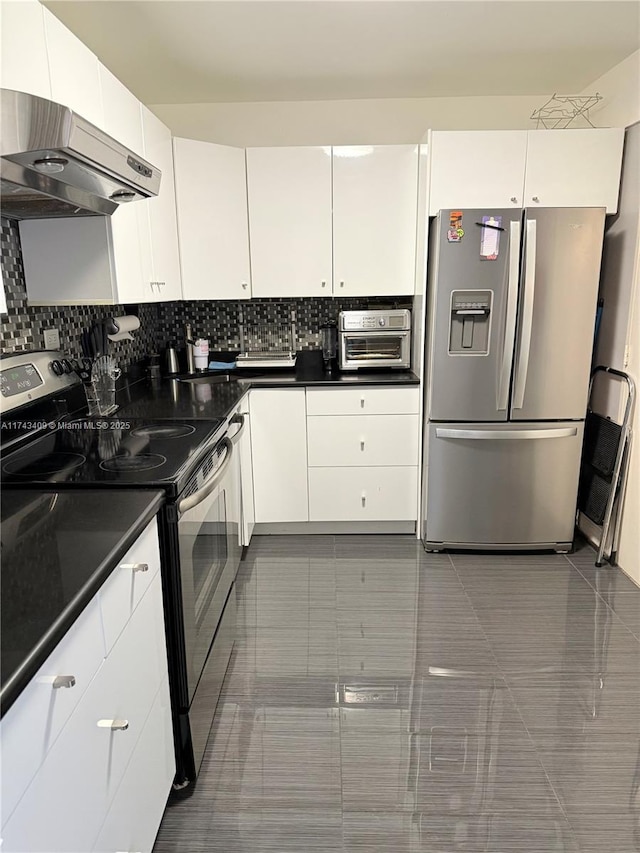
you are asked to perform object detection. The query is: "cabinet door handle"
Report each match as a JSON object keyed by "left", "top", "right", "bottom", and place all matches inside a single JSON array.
[
  {"left": 360, "top": 439, "right": 365, "bottom": 451},
  {"left": 120, "top": 562, "right": 149, "bottom": 573},
  {"left": 97, "top": 719, "right": 129, "bottom": 731},
  {"left": 339, "top": 280, "right": 345, "bottom": 288},
  {"left": 321, "top": 280, "right": 327, "bottom": 288},
  {"left": 360, "top": 397, "right": 365, "bottom": 409},
  {"left": 510, "top": 197, "right": 518, "bottom": 204},
  {"left": 532, "top": 196, "right": 540, "bottom": 203},
  {"left": 241, "top": 282, "right": 248, "bottom": 289},
  {"left": 52, "top": 675, "right": 76, "bottom": 689},
  {"left": 361, "top": 493, "right": 366, "bottom": 507}
]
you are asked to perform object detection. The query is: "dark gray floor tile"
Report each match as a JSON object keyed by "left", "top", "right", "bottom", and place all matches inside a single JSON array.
[
  {"left": 454, "top": 563, "right": 588, "bottom": 597},
  {"left": 154, "top": 809, "right": 344, "bottom": 852},
  {"left": 536, "top": 732, "right": 640, "bottom": 816},
  {"left": 596, "top": 588, "right": 640, "bottom": 639},
  {"left": 153, "top": 533, "right": 640, "bottom": 853},
  {"left": 452, "top": 552, "right": 572, "bottom": 570},
  {"left": 568, "top": 812, "right": 640, "bottom": 852},
  {"left": 474, "top": 601, "right": 640, "bottom": 674},
  {"left": 507, "top": 671, "right": 640, "bottom": 735},
  {"left": 571, "top": 560, "right": 640, "bottom": 595},
  {"left": 334, "top": 534, "right": 423, "bottom": 559},
  {"left": 246, "top": 534, "right": 336, "bottom": 558},
  {"left": 342, "top": 811, "right": 580, "bottom": 852},
  {"left": 335, "top": 558, "right": 421, "bottom": 593}
]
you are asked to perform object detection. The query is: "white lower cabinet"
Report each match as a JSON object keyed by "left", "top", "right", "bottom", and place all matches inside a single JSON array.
[
  {"left": 248, "top": 386, "right": 419, "bottom": 526},
  {"left": 92, "top": 677, "right": 174, "bottom": 853},
  {"left": 307, "top": 414, "right": 418, "bottom": 467},
  {"left": 99, "top": 518, "right": 161, "bottom": 654},
  {"left": 309, "top": 466, "right": 418, "bottom": 522},
  {"left": 0, "top": 598, "right": 105, "bottom": 825},
  {"left": 0, "top": 519, "right": 174, "bottom": 853},
  {"left": 306, "top": 386, "right": 419, "bottom": 524},
  {"left": 250, "top": 389, "right": 309, "bottom": 523}
]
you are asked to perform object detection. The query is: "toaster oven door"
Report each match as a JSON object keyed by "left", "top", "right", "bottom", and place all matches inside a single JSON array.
[{"left": 339, "top": 330, "right": 411, "bottom": 370}]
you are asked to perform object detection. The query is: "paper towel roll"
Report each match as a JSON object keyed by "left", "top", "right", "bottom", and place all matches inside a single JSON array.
[{"left": 107, "top": 315, "right": 140, "bottom": 341}]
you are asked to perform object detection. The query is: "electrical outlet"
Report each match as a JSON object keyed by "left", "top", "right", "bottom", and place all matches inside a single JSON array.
[{"left": 43, "top": 328, "right": 60, "bottom": 350}]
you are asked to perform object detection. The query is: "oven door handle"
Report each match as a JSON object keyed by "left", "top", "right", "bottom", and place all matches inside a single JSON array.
[
  {"left": 229, "top": 412, "right": 247, "bottom": 445},
  {"left": 177, "top": 438, "right": 233, "bottom": 514}
]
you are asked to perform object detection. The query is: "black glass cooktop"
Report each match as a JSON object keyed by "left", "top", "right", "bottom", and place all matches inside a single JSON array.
[{"left": 0, "top": 417, "right": 225, "bottom": 497}]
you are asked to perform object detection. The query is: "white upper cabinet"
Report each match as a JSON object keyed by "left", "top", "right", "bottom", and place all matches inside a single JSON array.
[
  {"left": 0, "top": 0, "right": 51, "bottom": 99},
  {"left": 142, "top": 108, "right": 182, "bottom": 301},
  {"left": 109, "top": 206, "right": 148, "bottom": 303},
  {"left": 246, "top": 146, "right": 333, "bottom": 298},
  {"left": 174, "top": 138, "right": 251, "bottom": 300},
  {"left": 43, "top": 8, "right": 104, "bottom": 128},
  {"left": 523, "top": 128, "right": 625, "bottom": 212},
  {"left": 99, "top": 66, "right": 144, "bottom": 155},
  {"left": 19, "top": 215, "right": 145, "bottom": 305},
  {"left": 333, "top": 145, "right": 419, "bottom": 296},
  {"left": 428, "top": 129, "right": 624, "bottom": 214},
  {"left": 428, "top": 131, "right": 528, "bottom": 214},
  {"left": 99, "top": 69, "right": 151, "bottom": 304}
]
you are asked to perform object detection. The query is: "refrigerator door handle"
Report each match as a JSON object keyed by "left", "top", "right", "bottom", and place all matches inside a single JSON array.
[
  {"left": 497, "top": 219, "right": 521, "bottom": 410},
  {"left": 513, "top": 218, "right": 537, "bottom": 409},
  {"left": 435, "top": 427, "right": 578, "bottom": 440}
]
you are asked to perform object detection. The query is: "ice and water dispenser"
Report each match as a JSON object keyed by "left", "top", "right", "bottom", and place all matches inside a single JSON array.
[{"left": 449, "top": 290, "right": 492, "bottom": 355}]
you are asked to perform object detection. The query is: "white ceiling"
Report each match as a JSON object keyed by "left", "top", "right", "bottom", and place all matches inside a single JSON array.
[{"left": 42, "top": 1, "right": 640, "bottom": 105}]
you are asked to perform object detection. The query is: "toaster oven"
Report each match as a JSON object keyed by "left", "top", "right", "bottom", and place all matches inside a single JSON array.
[{"left": 338, "top": 309, "right": 411, "bottom": 370}]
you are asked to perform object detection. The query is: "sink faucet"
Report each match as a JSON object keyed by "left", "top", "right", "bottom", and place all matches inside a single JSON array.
[{"left": 185, "top": 323, "right": 196, "bottom": 374}]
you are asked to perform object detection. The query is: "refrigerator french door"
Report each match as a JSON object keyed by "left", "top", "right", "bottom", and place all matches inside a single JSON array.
[{"left": 423, "top": 207, "right": 605, "bottom": 551}]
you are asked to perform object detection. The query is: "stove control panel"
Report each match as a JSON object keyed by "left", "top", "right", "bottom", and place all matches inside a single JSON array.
[{"left": 0, "top": 350, "right": 81, "bottom": 413}]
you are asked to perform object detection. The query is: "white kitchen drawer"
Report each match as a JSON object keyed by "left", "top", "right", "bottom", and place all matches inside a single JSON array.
[
  {"left": 307, "top": 414, "right": 418, "bottom": 467},
  {"left": 0, "top": 597, "right": 104, "bottom": 825},
  {"left": 92, "top": 677, "right": 174, "bottom": 853},
  {"left": 99, "top": 518, "right": 161, "bottom": 654},
  {"left": 306, "top": 386, "right": 419, "bottom": 416},
  {"left": 309, "top": 467, "right": 418, "bottom": 521},
  {"left": 2, "top": 574, "right": 167, "bottom": 853}
]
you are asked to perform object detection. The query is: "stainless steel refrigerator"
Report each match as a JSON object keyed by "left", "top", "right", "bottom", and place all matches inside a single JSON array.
[{"left": 422, "top": 207, "right": 606, "bottom": 552}]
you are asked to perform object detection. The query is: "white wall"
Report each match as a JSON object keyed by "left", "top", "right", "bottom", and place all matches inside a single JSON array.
[
  {"left": 150, "top": 94, "right": 547, "bottom": 146},
  {"left": 582, "top": 50, "right": 640, "bottom": 129},
  {"left": 150, "top": 48, "right": 639, "bottom": 145},
  {"left": 618, "top": 259, "right": 639, "bottom": 582},
  {"left": 582, "top": 122, "right": 640, "bottom": 584}
]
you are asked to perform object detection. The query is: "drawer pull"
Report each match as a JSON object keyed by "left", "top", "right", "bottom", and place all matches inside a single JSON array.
[
  {"left": 121, "top": 562, "right": 149, "bottom": 573},
  {"left": 97, "top": 719, "right": 129, "bottom": 731},
  {"left": 52, "top": 675, "right": 76, "bottom": 690}
]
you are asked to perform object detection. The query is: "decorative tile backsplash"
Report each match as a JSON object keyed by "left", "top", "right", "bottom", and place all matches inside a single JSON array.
[
  {"left": 158, "top": 295, "right": 412, "bottom": 353},
  {"left": 1, "top": 215, "right": 412, "bottom": 368}
]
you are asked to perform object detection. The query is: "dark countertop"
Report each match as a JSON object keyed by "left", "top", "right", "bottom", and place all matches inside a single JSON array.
[
  {"left": 0, "top": 489, "right": 164, "bottom": 716},
  {"left": 115, "top": 369, "right": 420, "bottom": 422}
]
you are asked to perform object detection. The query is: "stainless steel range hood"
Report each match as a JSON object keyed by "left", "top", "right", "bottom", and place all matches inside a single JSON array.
[{"left": 1, "top": 89, "right": 161, "bottom": 219}]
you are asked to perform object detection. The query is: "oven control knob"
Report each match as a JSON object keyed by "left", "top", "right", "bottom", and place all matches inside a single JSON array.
[
  {"left": 378, "top": 318, "right": 386, "bottom": 327},
  {"left": 61, "top": 359, "right": 73, "bottom": 374},
  {"left": 51, "top": 360, "right": 64, "bottom": 376}
]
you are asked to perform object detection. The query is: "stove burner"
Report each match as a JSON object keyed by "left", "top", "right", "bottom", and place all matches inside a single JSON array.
[
  {"left": 3, "top": 452, "right": 87, "bottom": 477},
  {"left": 130, "top": 423, "right": 196, "bottom": 439},
  {"left": 99, "top": 453, "right": 167, "bottom": 473}
]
